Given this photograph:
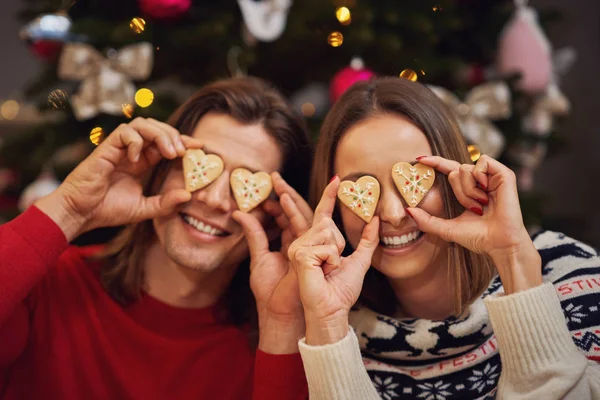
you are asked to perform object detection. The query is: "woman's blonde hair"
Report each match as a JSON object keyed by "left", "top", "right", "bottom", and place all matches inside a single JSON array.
[{"left": 310, "top": 77, "right": 495, "bottom": 316}]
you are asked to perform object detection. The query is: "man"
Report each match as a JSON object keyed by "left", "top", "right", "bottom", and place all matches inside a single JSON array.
[{"left": 0, "top": 77, "right": 313, "bottom": 399}]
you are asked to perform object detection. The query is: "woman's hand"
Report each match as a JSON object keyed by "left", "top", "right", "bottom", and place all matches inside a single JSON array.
[
  {"left": 288, "top": 176, "right": 380, "bottom": 345},
  {"left": 407, "top": 155, "right": 542, "bottom": 294}
]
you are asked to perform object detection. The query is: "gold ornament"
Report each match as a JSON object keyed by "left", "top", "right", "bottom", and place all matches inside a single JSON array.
[
  {"left": 432, "top": 5, "right": 443, "bottom": 12},
  {"left": 47, "top": 89, "right": 68, "bottom": 109},
  {"left": 428, "top": 82, "right": 511, "bottom": 158},
  {"left": 399, "top": 69, "right": 418, "bottom": 82},
  {"left": 467, "top": 145, "right": 481, "bottom": 163},
  {"left": 135, "top": 88, "right": 154, "bottom": 108},
  {"left": 328, "top": 31, "right": 343, "bottom": 47},
  {"left": 89, "top": 127, "right": 104, "bottom": 146},
  {"left": 122, "top": 103, "right": 134, "bottom": 118},
  {"left": 129, "top": 17, "right": 146, "bottom": 34},
  {"left": 301, "top": 102, "right": 316, "bottom": 117},
  {"left": 336, "top": 7, "right": 351, "bottom": 25},
  {"left": 1, "top": 100, "right": 20, "bottom": 120},
  {"left": 58, "top": 42, "right": 153, "bottom": 120}
]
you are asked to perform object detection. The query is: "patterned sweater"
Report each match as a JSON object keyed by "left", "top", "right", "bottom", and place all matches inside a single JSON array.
[{"left": 298, "top": 231, "right": 600, "bottom": 399}]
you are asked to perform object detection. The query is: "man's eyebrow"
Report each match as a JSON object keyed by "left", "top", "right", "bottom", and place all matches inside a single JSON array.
[{"left": 201, "top": 145, "right": 262, "bottom": 173}]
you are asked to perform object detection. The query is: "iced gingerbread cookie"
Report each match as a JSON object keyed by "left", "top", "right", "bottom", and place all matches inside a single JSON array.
[
  {"left": 183, "top": 149, "right": 224, "bottom": 192},
  {"left": 337, "top": 176, "right": 380, "bottom": 223},
  {"left": 230, "top": 168, "right": 273, "bottom": 212},
  {"left": 391, "top": 162, "right": 435, "bottom": 207}
]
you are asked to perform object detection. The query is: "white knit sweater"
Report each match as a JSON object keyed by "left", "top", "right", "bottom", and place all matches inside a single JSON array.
[{"left": 298, "top": 231, "right": 600, "bottom": 399}]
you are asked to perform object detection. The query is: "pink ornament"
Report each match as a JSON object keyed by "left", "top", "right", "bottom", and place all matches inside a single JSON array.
[
  {"left": 497, "top": 6, "right": 552, "bottom": 94},
  {"left": 330, "top": 58, "right": 375, "bottom": 103},
  {"left": 138, "top": 0, "right": 191, "bottom": 20}
]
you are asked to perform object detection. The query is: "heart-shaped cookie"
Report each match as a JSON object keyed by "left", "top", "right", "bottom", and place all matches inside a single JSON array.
[
  {"left": 337, "top": 176, "right": 380, "bottom": 223},
  {"left": 183, "top": 149, "right": 224, "bottom": 192},
  {"left": 230, "top": 168, "right": 273, "bottom": 212},
  {"left": 391, "top": 162, "right": 435, "bottom": 207}
]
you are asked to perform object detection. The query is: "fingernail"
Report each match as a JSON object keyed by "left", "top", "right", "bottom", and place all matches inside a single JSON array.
[
  {"left": 405, "top": 208, "right": 414, "bottom": 218},
  {"left": 329, "top": 174, "right": 338, "bottom": 183},
  {"left": 478, "top": 197, "right": 489, "bottom": 206},
  {"left": 168, "top": 144, "right": 176, "bottom": 154},
  {"left": 469, "top": 206, "right": 483, "bottom": 216},
  {"left": 416, "top": 156, "right": 427, "bottom": 161}
]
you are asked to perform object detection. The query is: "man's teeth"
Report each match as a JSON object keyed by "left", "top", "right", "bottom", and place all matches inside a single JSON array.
[
  {"left": 182, "top": 215, "right": 225, "bottom": 236},
  {"left": 381, "top": 231, "right": 422, "bottom": 247}
]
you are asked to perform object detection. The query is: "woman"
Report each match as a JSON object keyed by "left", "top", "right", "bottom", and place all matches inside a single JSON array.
[{"left": 289, "top": 77, "right": 600, "bottom": 399}]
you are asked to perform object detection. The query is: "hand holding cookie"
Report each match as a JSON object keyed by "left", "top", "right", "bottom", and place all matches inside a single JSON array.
[
  {"left": 406, "top": 155, "right": 542, "bottom": 294},
  {"left": 35, "top": 118, "right": 200, "bottom": 241}
]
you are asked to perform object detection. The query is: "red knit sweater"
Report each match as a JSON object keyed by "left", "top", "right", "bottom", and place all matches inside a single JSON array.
[{"left": 0, "top": 207, "right": 307, "bottom": 399}]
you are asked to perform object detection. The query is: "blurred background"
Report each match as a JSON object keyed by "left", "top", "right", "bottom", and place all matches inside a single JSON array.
[{"left": 0, "top": 0, "right": 598, "bottom": 247}]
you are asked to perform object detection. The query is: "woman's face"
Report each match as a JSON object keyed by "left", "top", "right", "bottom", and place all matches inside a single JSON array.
[{"left": 334, "top": 113, "right": 449, "bottom": 281}]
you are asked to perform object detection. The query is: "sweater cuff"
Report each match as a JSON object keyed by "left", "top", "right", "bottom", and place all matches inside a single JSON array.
[
  {"left": 299, "top": 329, "right": 380, "bottom": 399},
  {"left": 254, "top": 350, "right": 307, "bottom": 398},
  {"left": 484, "top": 282, "right": 585, "bottom": 378},
  {"left": 9, "top": 206, "right": 68, "bottom": 268}
]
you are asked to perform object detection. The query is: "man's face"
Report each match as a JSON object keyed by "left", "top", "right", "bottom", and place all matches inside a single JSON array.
[{"left": 153, "top": 112, "right": 283, "bottom": 274}]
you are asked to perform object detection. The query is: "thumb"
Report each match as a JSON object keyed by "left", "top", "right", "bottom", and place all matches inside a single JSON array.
[
  {"left": 231, "top": 210, "right": 270, "bottom": 261},
  {"left": 349, "top": 217, "right": 380, "bottom": 271},
  {"left": 406, "top": 207, "right": 456, "bottom": 243},
  {"left": 137, "top": 189, "right": 191, "bottom": 220}
]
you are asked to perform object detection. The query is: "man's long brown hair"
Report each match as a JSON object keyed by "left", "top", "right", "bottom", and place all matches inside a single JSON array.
[
  {"left": 311, "top": 77, "right": 495, "bottom": 317},
  {"left": 99, "top": 77, "right": 312, "bottom": 327}
]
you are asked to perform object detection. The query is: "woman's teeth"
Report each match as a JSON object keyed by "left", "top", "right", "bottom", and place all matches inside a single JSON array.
[
  {"left": 182, "top": 215, "right": 225, "bottom": 236},
  {"left": 381, "top": 231, "right": 423, "bottom": 248}
]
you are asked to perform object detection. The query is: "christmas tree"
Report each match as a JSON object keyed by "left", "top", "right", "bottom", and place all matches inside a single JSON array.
[{"left": 0, "top": 0, "right": 571, "bottom": 241}]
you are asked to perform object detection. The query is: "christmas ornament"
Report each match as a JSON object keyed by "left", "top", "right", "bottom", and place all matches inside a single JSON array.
[
  {"left": 330, "top": 58, "right": 376, "bottom": 103},
  {"left": 21, "top": 12, "right": 74, "bottom": 61},
  {"left": 392, "top": 162, "right": 435, "bottom": 207},
  {"left": 336, "top": 7, "right": 351, "bottom": 25},
  {"left": 238, "top": 0, "right": 291, "bottom": 42},
  {"left": 497, "top": 0, "right": 552, "bottom": 94},
  {"left": 467, "top": 144, "right": 481, "bottom": 163},
  {"left": 135, "top": 88, "right": 154, "bottom": 108},
  {"left": 455, "top": 64, "right": 487, "bottom": 87},
  {"left": 428, "top": 82, "right": 511, "bottom": 158},
  {"left": 230, "top": 168, "right": 273, "bottom": 212},
  {"left": 129, "top": 17, "right": 146, "bottom": 34},
  {"left": 138, "top": 0, "right": 191, "bottom": 20},
  {"left": 18, "top": 171, "right": 61, "bottom": 211},
  {"left": 47, "top": 89, "right": 68, "bottom": 109},
  {"left": 58, "top": 42, "right": 153, "bottom": 120},
  {"left": 1, "top": 100, "right": 20, "bottom": 120},
  {"left": 122, "top": 104, "right": 134, "bottom": 118},
  {"left": 89, "top": 127, "right": 104, "bottom": 145},
  {"left": 183, "top": 150, "right": 224, "bottom": 192},
  {"left": 20, "top": 12, "right": 72, "bottom": 42},
  {"left": 290, "top": 83, "right": 330, "bottom": 118},
  {"left": 328, "top": 31, "right": 343, "bottom": 47},
  {"left": 523, "top": 47, "right": 575, "bottom": 137},
  {"left": 399, "top": 69, "right": 418, "bottom": 82},
  {"left": 337, "top": 176, "right": 380, "bottom": 223}
]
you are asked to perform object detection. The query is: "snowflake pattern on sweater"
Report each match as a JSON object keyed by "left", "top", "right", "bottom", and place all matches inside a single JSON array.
[{"left": 349, "top": 231, "right": 600, "bottom": 399}]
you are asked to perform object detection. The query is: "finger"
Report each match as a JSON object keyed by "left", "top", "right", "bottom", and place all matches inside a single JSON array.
[
  {"left": 296, "top": 245, "right": 341, "bottom": 277},
  {"left": 406, "top": 207, "right": 457, "bottom": 243},
  {"left": 272, "top": 172, "right": 313, "bottom": 223},
  {"left": 448, "top": 170, "right": 484, "bottom": 214},
  {"left": 146, "top": 118, "right": 186, "bottom": 156},
  {"left": 129, "top": 117, "right": 177, "bottom": 159},
  {"left": 281, "top": 193, "right": 310, "bottom": 236},
  {"left": 323, "top": 218, "right": 346, "bottom": 254},
  {"left": 231, "top": 210, "right": 270, "bottom": 262},
  {"left": 473, "top": 155, "right": 516, "bottom": 192},
  {"left": 348, "top": 216, "right": 380, "bottom": 272},
  {"left": 314, "top": 175, "right": 340, "bottom": 225},
  {"left": 180, "top": 135, "right": 204, "bottom": 150},
  {"left": 262, "top": 199, "right": 292, "bottom": 233},
  {"left": 141, "top": 145, "right": 164, "bottom": 167},
  {"left": 117, "top": 125, "right": 144, "bottom": 163},
  {"left": 136, "top": 189, "right": 191, "bottom": 221},
  {"left": 458, "top": 164, "right": 489, "bottom": 206},
  {"left": 416, "top": 156, "right": 461, "bottom": 175}
]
